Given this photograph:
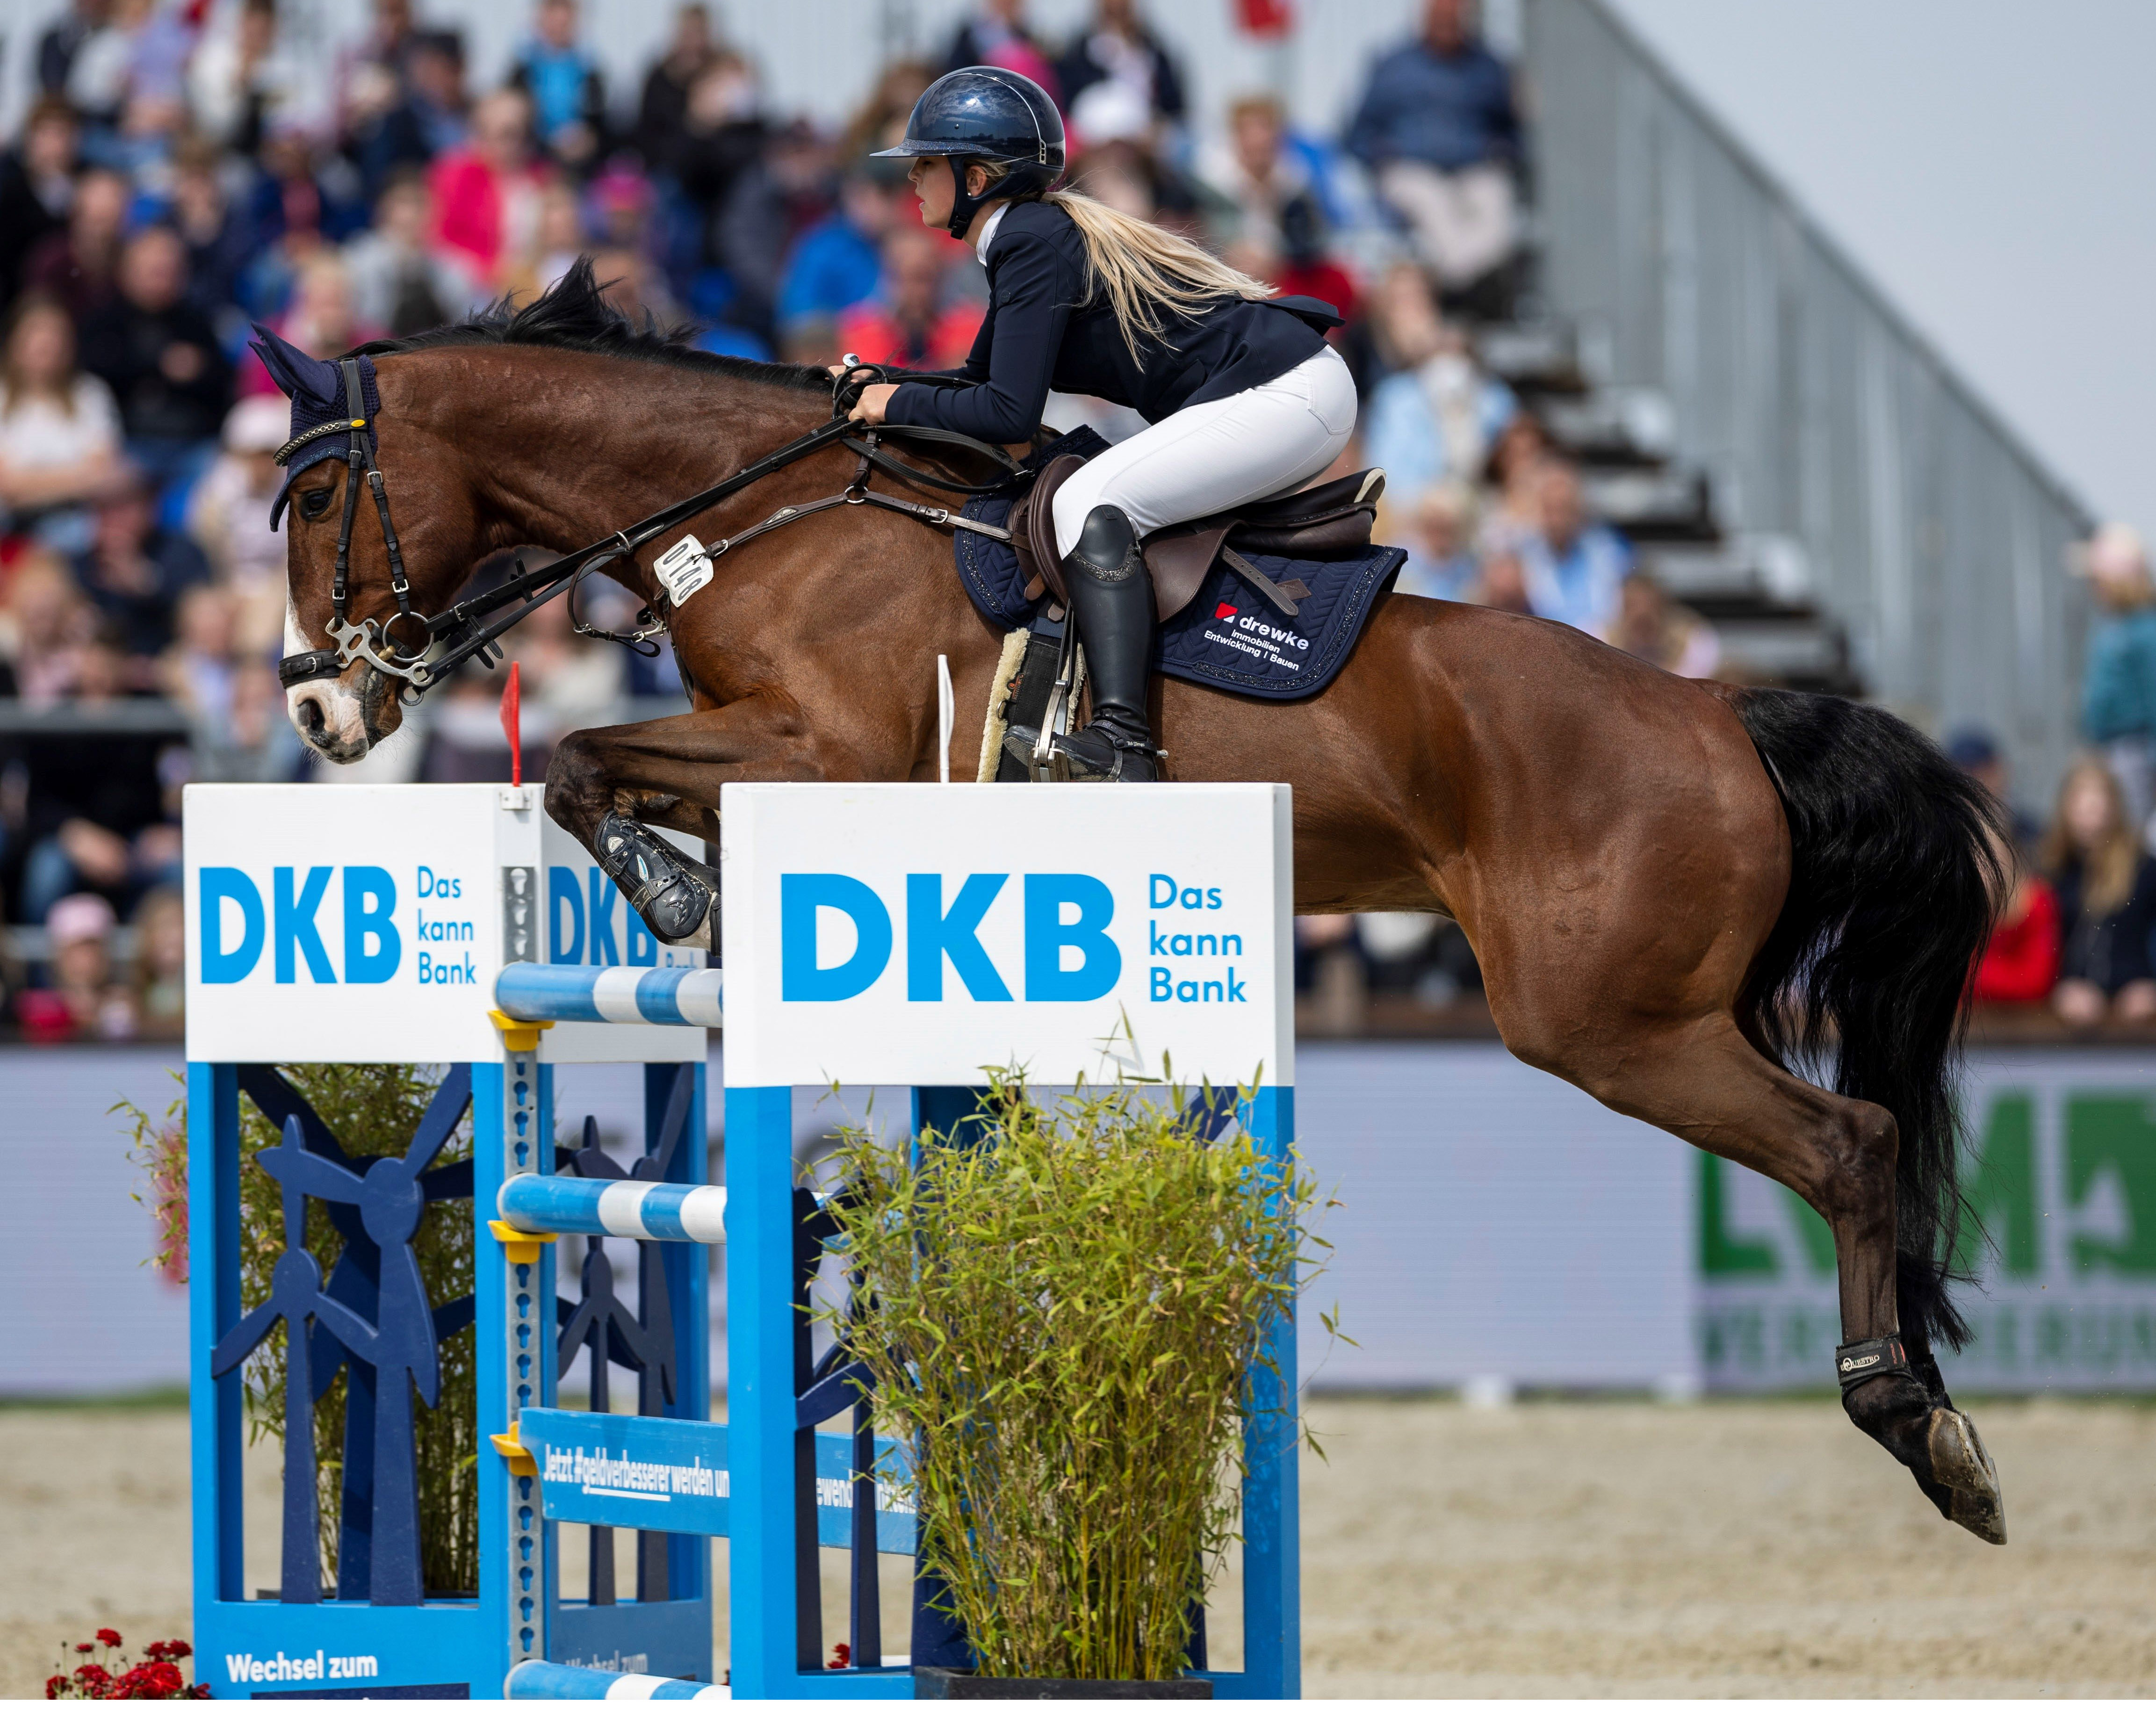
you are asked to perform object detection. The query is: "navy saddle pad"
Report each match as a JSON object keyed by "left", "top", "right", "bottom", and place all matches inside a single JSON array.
[{"left": 956, "top": 430, "right": 1406, "bottom": 702}]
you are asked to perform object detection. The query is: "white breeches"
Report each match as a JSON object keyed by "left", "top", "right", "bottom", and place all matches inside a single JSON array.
[{"left": 1050, "top": 345, "right": 1359, "bottom": 559}]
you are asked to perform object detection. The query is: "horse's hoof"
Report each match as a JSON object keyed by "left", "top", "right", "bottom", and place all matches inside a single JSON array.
[{"left": 1927, "top": 1405, "right": 2006, "bottom": 1545}]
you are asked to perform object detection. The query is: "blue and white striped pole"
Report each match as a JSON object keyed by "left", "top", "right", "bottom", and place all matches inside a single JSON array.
[
  {"left": 505, "top": 1660, "right": 726, "bottom": 1701},
  {"left": 494, "top": 963, "right": 724, "bottom": 1028},
  {"left": 498, "top": 1174, "right": 728, "bottom": 1244}
]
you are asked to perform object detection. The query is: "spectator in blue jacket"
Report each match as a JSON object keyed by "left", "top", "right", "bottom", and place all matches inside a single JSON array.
[
  {"left": 509, "top": 0, "right": 608, "bottom": 174},
  {"left": 1346, "top": 0, "right": 1520, "bottom": 294},
  {"left": 1520, "top": 461, "right": 1630, "bottom": 638},
  {"left": 2075, "top": 522, "right": 2156, "bottom": 839},
  {"left": 773, "top": 168, "right": 901, "bottom": 363},
  {"left": 1358, "top": 262, "right": 1516, "bottom": 498}
]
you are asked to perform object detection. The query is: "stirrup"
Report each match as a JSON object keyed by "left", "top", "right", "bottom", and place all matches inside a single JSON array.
[
  {"left": 1048, "top": 726, "right": 1157, "bottom": 783},
  {"left": 595, "top": 812, "right": 717, "bottom": 946}
]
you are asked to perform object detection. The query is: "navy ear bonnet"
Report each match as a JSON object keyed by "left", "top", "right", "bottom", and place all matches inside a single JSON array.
[{"left": 250, "top": 323, "right": 382, "bottom": 528}]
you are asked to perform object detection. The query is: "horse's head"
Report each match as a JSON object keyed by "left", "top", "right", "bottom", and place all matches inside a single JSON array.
[{"left": 255, "top": 325, "right": 480, "bottom": 762}]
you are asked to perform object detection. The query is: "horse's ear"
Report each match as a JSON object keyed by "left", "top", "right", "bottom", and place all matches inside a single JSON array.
[{"left": 249, "top": 322, "right": 342, "bottom": 406}]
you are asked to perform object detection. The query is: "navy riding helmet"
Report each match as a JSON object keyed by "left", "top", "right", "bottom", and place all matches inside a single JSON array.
[{"left": 872, "top": 66, "right": 1065, "bottom": 239}]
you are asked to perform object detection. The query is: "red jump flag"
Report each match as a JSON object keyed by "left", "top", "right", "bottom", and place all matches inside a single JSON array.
[{"left": 500, "top": 661, "right": 522, "bottom": 786}]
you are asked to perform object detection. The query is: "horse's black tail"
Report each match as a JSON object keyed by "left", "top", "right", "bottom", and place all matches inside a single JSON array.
[{"left": 1728, "top": 687, "right": 2007, "bottom": 1354}]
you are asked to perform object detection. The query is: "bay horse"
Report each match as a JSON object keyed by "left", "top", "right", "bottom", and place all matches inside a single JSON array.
[{"left": 273, "top": 267, "right": 2007, "bottom": 1544}]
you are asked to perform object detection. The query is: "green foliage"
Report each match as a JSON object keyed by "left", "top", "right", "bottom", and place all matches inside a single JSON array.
[
  {"left": 124, "top": 1066, "right": 478, "bottom": 1599},
  {"left": 824, "top": 1075, "right": 1320, "bottom": 1683},
  {"left": 115, "top": 1082, "right": 188, "bottom": 1284}
]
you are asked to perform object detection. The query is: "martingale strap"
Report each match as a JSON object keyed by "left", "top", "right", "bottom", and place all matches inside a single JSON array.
[
  {"left": 1834, "top": 1334, "right": 1915, "bottom": 1396},
  {"left": 399, "top": 424, "right": 1019, "bottom": 694}
]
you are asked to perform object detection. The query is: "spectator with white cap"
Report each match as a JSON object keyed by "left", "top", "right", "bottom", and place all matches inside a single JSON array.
[
  {"left": 2074, "top": 522, "right": 2156, "bottom": 839},
  {"left": 1056, "top": 0, "right": 1186, "bottom": 133},
  {"left": 187, "top": 393, "right": 290, "bottom": 656},
  {"left": 14, "top": 891, "right": 137, "bottom": 1042}
]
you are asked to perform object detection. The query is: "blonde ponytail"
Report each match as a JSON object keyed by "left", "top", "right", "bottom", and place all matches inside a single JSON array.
[
  {"left": 972, "top": 165, "right": 1273, "bottom": 355},
  {"left": 1042, "top": 189, "right": 1273, "bottom": 353}
]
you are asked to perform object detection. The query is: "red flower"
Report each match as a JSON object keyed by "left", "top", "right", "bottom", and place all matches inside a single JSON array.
[
  {"left": 46, "top": 1676, "right": 66, "bottom": 1699},
  {"left": 96, "top": 1627, "right": 124, "bottom": 1647},
  {"left": 76, "top": 1642, "right": 96, "bottom": 1653},
  {"left": 826, "top": 1641, "right": 851, "bottom": 1670}
]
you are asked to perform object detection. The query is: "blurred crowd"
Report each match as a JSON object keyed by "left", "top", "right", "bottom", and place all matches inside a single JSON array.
[
  {"left": 0, "top": 0, "right": 2150, "bottom": 1042},
  {"left": 1952, "top": 524, "right": 2156, "bottom": 1031}
]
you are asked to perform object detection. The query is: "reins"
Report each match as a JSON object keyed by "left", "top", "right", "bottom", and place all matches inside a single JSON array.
[{"left": 277, "top": 358, "right": 1023, "bottom": 701}]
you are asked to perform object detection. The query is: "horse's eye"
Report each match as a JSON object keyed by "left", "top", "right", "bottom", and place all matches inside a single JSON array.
[{"left": 297, "top": 487, "right": 334, "bottom": 521}]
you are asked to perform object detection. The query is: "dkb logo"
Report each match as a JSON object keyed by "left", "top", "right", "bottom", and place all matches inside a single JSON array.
[
  {"left": 780, "top": 873, "right": 1119, "bottom": 1003},
  {"left": 198, "top": 866, "right": 401, "bottom": 984}
]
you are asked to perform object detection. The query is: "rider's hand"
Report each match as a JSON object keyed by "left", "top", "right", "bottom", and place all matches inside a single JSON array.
[{"left": 849, "top": 383, "right": 898, "bottom": 426}]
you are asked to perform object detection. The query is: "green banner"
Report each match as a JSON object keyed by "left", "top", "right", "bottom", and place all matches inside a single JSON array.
[{"left": 1698, "top": 1052, "right": 2156, "bottom": 1390}]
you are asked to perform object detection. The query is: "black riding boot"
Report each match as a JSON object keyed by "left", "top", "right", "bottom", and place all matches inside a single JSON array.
[{"left": 1053, "top": 504, "right": 1158, "bottom": 782}]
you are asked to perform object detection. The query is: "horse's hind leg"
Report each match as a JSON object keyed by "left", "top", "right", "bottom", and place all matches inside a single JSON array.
[{"left": 1555, "top": 1013, "right": 2006, "bottom": 1544}]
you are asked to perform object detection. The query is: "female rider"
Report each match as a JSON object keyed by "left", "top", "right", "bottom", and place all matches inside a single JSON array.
[{"left": 841, "top": 67, "right": 1359, "bottom": 782}]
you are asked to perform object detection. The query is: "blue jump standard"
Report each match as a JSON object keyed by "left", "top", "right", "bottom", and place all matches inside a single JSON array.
[
  {"left": 192, "top": 960, "right": 1299, "bottom": 1698},
  {"left": 493, "top": 961, "right": 724, "bottom": 1027}
]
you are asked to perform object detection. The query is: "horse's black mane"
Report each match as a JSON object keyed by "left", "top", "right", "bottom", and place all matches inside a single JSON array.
[{"left": 354, "top": 257, "right": 831, "bottom": 394}]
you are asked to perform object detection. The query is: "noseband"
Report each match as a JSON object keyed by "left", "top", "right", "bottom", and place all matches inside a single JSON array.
[{"left": 275, "top": 359, "right": 1022, "bottom": 703}]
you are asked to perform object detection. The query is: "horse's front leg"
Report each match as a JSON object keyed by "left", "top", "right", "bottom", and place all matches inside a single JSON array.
[{"left": 543, "top": 698, "right": 831, "bottom": 948}]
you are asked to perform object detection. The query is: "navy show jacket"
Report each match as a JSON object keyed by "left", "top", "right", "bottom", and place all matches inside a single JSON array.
[{"left": 882, "top": 199, "right": 1328, "bottom": 446}]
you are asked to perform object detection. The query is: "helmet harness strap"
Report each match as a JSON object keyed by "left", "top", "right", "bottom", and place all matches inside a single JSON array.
[{"left": 946, "top": 157, "right": 986, "bottom": 241}]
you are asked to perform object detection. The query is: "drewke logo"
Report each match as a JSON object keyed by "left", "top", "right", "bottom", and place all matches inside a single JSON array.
[
  {"left": 1236, "top": 614, "right": 1311, "bottom": 652},
  {"left": 1214, "top": 601, "right": 1237, "bottom": 620}
]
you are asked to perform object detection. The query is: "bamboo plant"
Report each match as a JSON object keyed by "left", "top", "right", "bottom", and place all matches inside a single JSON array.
[{"left": 823, "top": 1073, "right": 1322, "bottom": 1684}]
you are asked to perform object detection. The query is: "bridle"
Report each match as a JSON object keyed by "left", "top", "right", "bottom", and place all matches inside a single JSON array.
[
  {"left": 275, "top": 359, "right": 1023, "bottom": 701},
  {"left": 276, "top": 357, "right": 423, "bottom": 688}
]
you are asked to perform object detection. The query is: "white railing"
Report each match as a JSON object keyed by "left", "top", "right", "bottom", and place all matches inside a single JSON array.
[{"left": 1524, "top": 0, "right": 2094, "bottom": 797}]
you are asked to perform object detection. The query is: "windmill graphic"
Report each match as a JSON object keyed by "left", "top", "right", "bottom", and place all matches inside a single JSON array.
[
  {"left": 208, "top": 1115, "right": 333, "bottom": 1605},
  {"left": 212, "top": 1067, "right": 475, "bottom": 1607}
]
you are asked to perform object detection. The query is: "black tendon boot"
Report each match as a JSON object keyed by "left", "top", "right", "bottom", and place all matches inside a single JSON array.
[
  {"left": 1053, "top": 504, "right": 1158, "bottom": 782},
  {"left": 594, "top": 811, "right": 719, "bottom": 946}
]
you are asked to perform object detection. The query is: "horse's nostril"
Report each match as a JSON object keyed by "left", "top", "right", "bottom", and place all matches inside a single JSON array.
[{"left": 297, "top": 697, "right": 326, "bottom": 733}]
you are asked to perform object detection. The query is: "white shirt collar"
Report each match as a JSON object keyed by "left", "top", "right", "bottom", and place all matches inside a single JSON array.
[{"left": 973, "top": 199, "right": 1011, "bottom": 266}]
